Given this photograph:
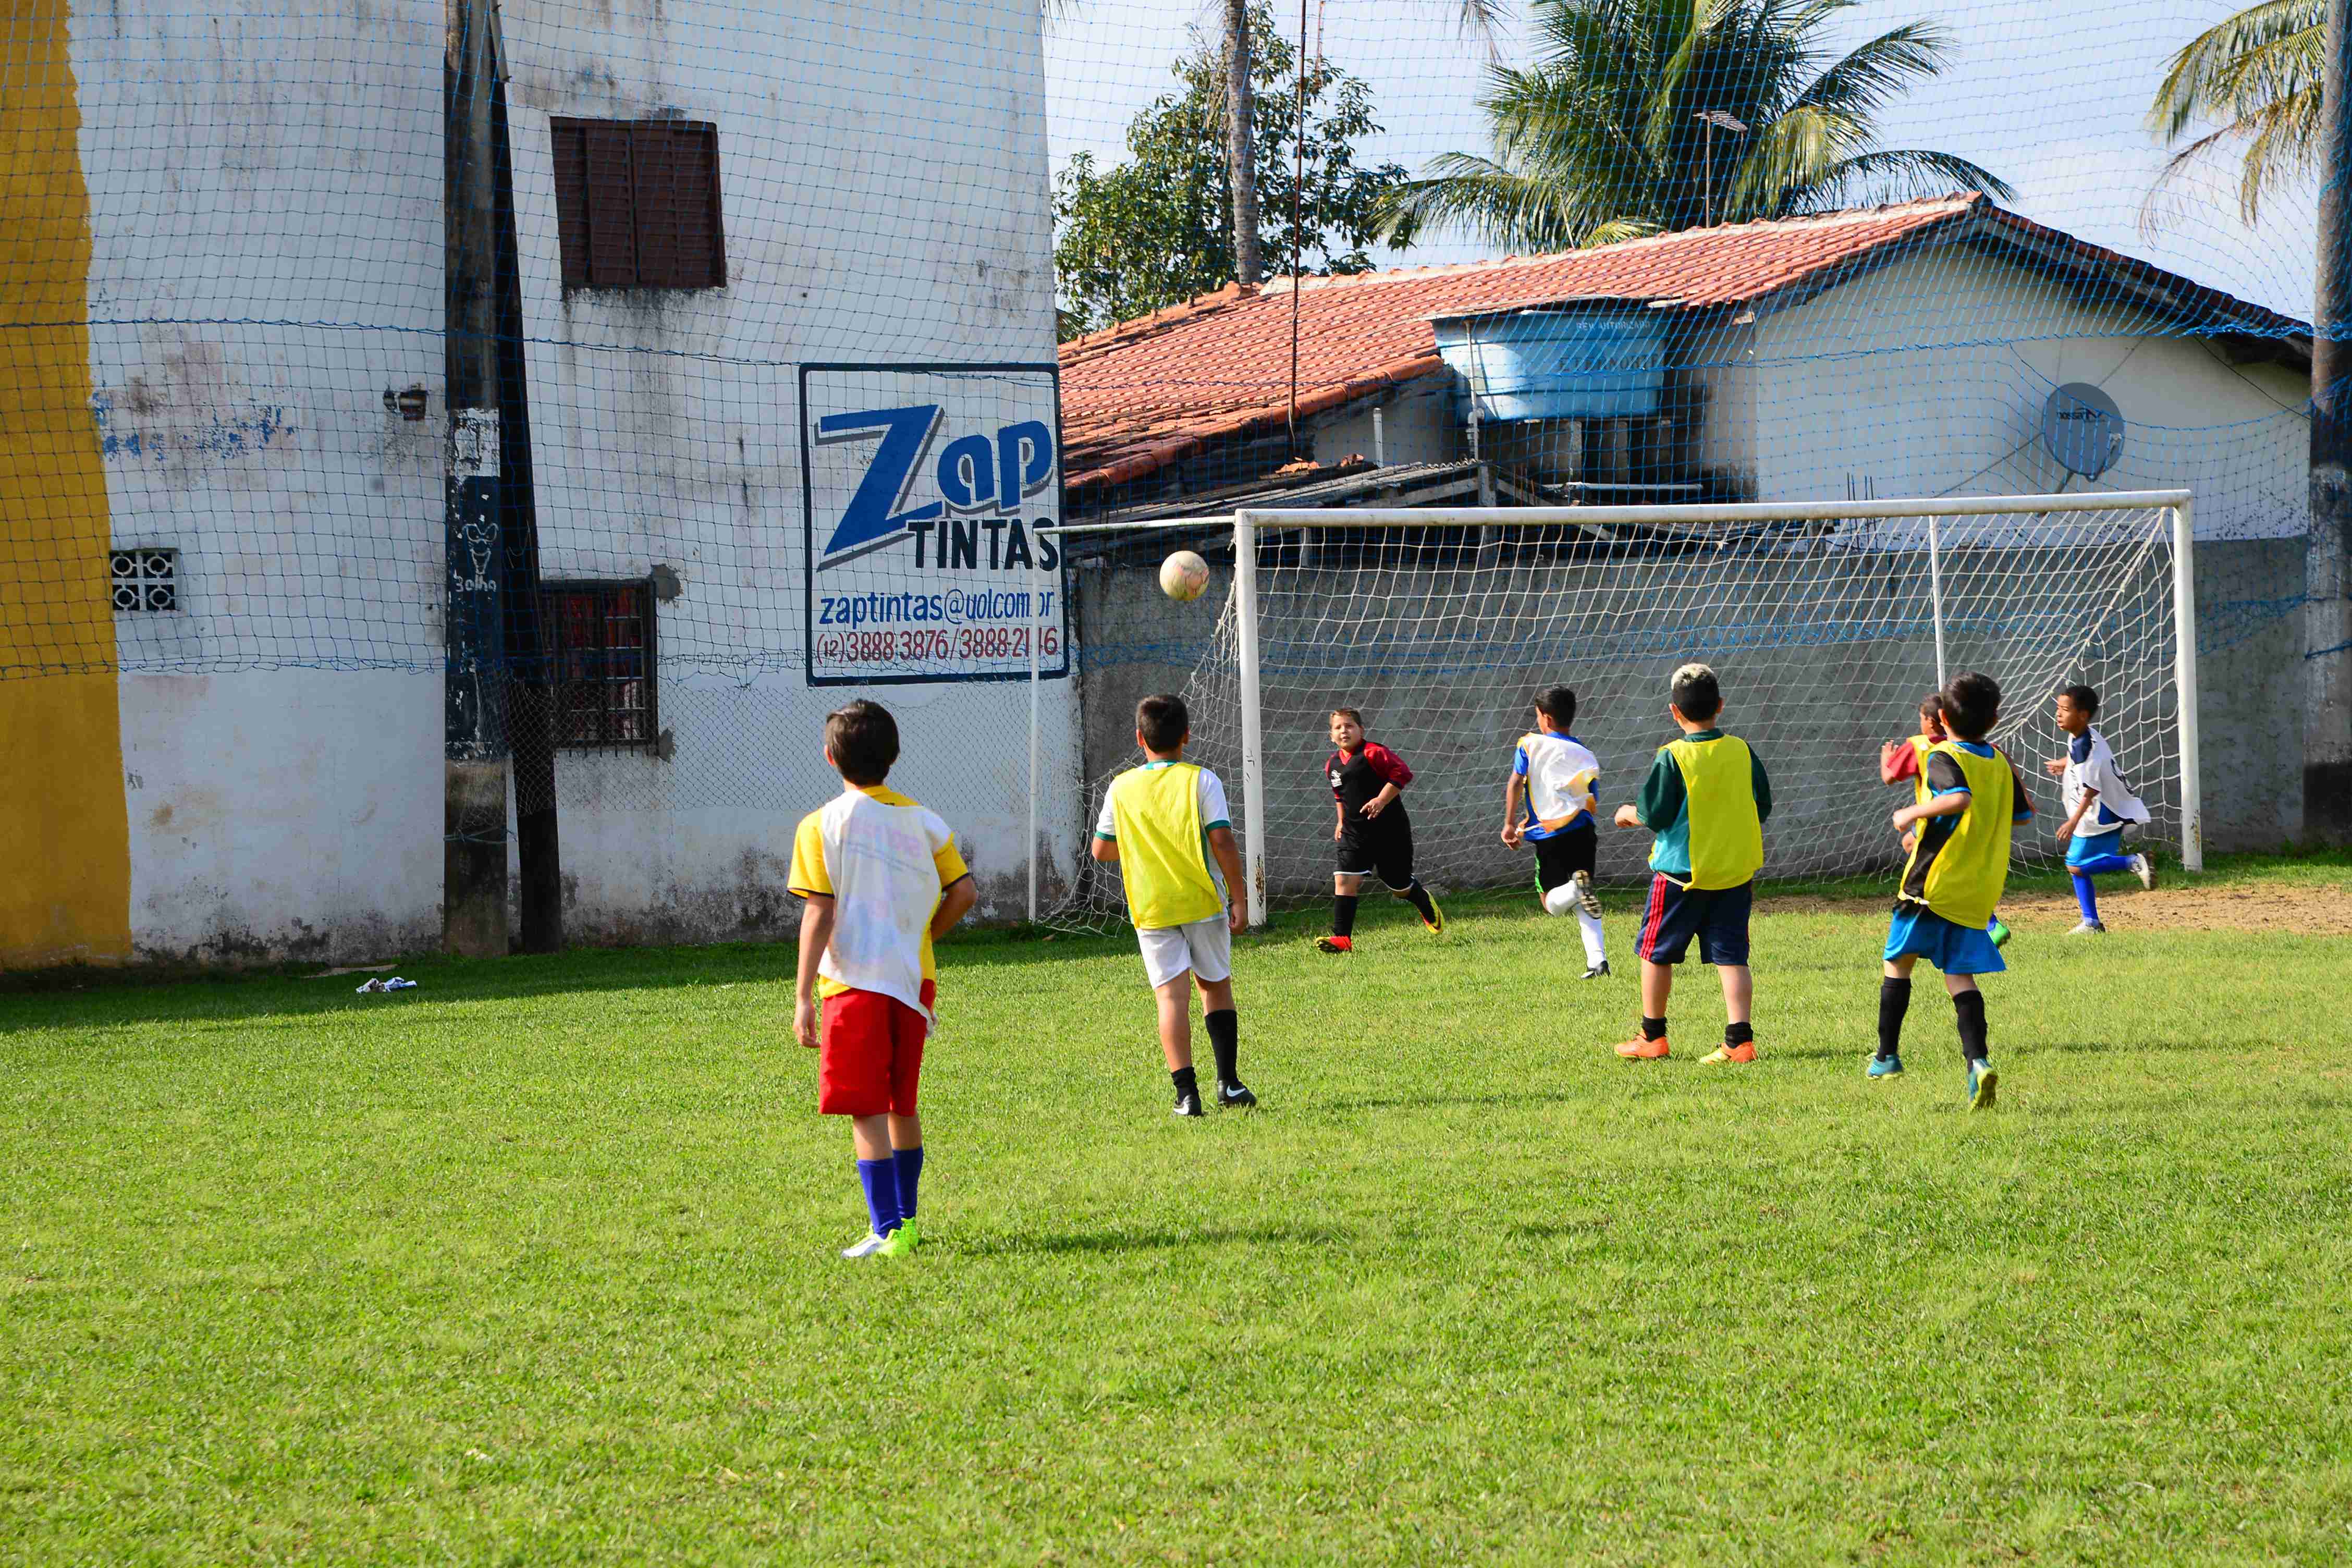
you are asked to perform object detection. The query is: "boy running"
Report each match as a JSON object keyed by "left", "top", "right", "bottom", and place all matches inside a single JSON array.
[
  {"left": 789, "top": 700, "right": 978, "bottom": 1259},
  {"left": 1090, "top": 694, "right": 1257, "bottom": 1116},
  {"left": 1875, "top": 671, "right": 2035, "bottom": 1108},
  {"left": 2043, "top": 683, "right": 2157, "bottom": 934},
  {"left": 1316, "top": 708, "right": 1443, "bottom": 952},
  {"left": 1881, "top": 692, "right": 2011, "bottom": 948},
  {"left": 1500, "top": 685, "right": 1608, "bottom": 978},
  {"left": 1609, "top": 663, "right": 1770, "bottom": 1064}
]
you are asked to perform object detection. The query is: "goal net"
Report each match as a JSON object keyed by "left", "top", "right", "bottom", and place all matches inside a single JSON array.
[{"left": 1046, "top": 492, "right": 2197, "bottom": 931}]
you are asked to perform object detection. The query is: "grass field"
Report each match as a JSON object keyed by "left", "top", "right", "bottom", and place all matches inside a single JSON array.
[{"left": 5, "top": 855, "right": 2350, "bottom": 1564}]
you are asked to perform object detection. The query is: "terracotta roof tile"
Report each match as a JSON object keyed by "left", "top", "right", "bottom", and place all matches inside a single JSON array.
[{"left": 1057, "top": 193, "right": 2302, "bottom": 492}]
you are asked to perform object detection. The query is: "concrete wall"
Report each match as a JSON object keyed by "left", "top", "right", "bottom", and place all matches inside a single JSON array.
[
  {"left": 3, "top": 0, "right": 1072, "bottom": 969},
  {"left": 1075, "top": 534, "right": 2300, "bottom": 903}
]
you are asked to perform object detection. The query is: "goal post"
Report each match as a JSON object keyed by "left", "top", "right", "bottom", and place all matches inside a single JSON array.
[{"left": 1038, "top": 489, "right": 2199, "bottom": 933}]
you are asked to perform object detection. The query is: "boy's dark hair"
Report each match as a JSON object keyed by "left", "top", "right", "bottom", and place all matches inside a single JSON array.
[
  {"left": 1940, "top": 671, "right": 2002, "bottom": 740},
  {"left": 2057, "top": 682, "right": 2100, "bottom": 717},
  {"left": 1535, "top": 685, "right": 1577, "bottom": 729},
  {"left": 1918, "top": 692, "right": 1944, "bottom": 730},
  {"left": 1329, "top": 707, "right": 1364, "bottom": 727},
  {"left": 1137, "top": 693, "right": 1189, "bottom": 753},
  {"left": 1669, "top": 662, "right": 1722, "bottom": 722},
  {"left": 825, "top": 700, "right": 899, "bottom": 785}
]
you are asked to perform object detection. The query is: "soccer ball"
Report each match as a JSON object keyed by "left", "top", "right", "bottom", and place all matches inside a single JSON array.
[
  {"left": 1159, "top": 550, "right": 1211, "bottom": 602},
  {"left": 1542, "top": 884, "right": 1579, "bottom": 916}
]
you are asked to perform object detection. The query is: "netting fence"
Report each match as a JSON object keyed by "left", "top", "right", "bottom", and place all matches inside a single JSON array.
[{"left": 0, "top": 0, "right": 2332, "bottom": 958}]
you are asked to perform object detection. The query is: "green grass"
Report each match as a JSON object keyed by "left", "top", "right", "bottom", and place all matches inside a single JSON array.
[{"left": 5, "top": 866, "right": 2350, "bottom": 1563}]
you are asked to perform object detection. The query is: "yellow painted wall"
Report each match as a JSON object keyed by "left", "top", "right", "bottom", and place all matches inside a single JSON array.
[{"left": 2, "top": 0, "right": 132, "bottom": 966}]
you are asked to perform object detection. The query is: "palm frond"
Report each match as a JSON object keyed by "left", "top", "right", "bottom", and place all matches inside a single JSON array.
[{"left": 2148, "top": 0, "right": 2320, "bottom": 144}]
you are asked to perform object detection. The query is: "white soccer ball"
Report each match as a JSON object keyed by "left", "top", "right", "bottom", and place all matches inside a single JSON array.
[
  {"left": 1542, "top": 883, "right": 1580, "bottom": 917},
  {"left": 1159, "top": 549, "right": 1211, "bottom": 602}
]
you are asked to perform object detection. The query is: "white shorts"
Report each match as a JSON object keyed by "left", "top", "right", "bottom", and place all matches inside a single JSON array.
[{"left": 1135, "top": 914, "right": 1233, "bottom": 989}]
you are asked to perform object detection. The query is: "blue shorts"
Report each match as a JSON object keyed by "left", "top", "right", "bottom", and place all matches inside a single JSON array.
[
  {"left": 1885, "top": 905, "right": 2006, "bottom": 974},
  {"left": 1637, "top": 875, "right": 1751, "bottom": 966},
  {"left": 2065, "top": 828, "right": 2125, "bottom": 868}
]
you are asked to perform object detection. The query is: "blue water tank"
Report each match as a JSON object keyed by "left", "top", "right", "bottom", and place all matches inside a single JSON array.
[{"left": 1432, "top": 305, "right": 1668, "bottom": 421}]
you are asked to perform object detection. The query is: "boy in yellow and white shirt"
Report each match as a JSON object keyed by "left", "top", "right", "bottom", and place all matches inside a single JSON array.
[
  {"left": 788, "top": 700, "right": 976, "bottom": 1259},
  {"left": 1089, "top": 693, "right": 1255, "bottom": 1117}
]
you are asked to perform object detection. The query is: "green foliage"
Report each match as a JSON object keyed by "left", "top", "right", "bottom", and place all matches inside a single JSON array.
[
  {"left": 1380, "top": 0, "right": 2014, "bottom": 252},
  {"left": 1053, "top": 4, "right": 1414, "bottom": 339},
  {"left": 3, "top": 862, "right": 2350, "bottom": 1560},
  {"left": 2146, "top": 0, "right": 2322, "bottom": 227}
]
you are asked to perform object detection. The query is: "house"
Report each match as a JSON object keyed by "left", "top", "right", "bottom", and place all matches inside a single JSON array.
[
  {"left": 1058, "top": 194, "right": 2314, "bottom": 850},
  {"left": 2, "top": 0, "right": 1073, "bottom": 969}
]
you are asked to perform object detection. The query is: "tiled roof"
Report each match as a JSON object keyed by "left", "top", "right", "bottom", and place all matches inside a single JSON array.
[{"left": 1057, "top": 193, "right": 2304, "bottom": 493}]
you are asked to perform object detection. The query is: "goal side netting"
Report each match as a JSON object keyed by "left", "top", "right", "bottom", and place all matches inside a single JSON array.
[{"left": 1045, "top": 493, "right": 2197, "bottom": 932}]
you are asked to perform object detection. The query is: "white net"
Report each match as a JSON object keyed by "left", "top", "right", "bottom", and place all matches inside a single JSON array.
[{"left": 1051, "top": 501, "right": 2185, "bottom": 930}]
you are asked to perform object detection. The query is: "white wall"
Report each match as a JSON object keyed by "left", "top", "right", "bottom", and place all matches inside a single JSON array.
[
  {"left": 77, "top": 0, "right": 447, "bottom": 962},
  {"left": 503, "top": 0, "right": 1079, "bottom": 934},
  {"left": 1310, "top": 379, "right": 1462, "bottom": 470},
  {"left": 1730, "top": 244, "right": 2308, "bottom": 534}
]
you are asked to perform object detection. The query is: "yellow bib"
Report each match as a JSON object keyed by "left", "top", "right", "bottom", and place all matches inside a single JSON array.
[
  {"left": 1660, "top": 734, "right": 1764, "bottom": 890},
  {"left": 1897, "top": 741, "right": 2015, "bottom": 928},
  {"left": 1108, "top": 763, "right": 1224, "bottom": 929},
  {"left": 1908, "top": 733, "right": 1938, "bottom": 807}
]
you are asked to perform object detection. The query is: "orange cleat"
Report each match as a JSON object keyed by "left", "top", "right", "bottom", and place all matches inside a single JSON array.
[
  {"left": 1613, "top": 1035, "right": 1670, "bottom": 1060},
  {"left": 1699, "top": 1043, "right": 1758, "bottom": 1064},
  {"left": 1315, "top": 935, "right": 1354, "bottom": 953}
]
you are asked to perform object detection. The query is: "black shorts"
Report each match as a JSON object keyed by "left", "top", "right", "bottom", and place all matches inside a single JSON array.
[
  {"left": 1636, "top": 875, "right": 1753, "bottom": 966},
  {"left": 1532, "top": 826, "right": 1597, "bottom": 892},
  {"left": 1337, "top": 817, "right": 1415, "bottom": 889}
]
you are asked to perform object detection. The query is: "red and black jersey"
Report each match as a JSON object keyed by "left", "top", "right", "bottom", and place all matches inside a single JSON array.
[{"left": 1326, "top": 742, "right": 1414, "bottom": 827}]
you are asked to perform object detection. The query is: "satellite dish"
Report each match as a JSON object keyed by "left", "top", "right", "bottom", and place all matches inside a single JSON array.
[{"left": 2042, "top": 383, "right": 2125, "bottom": 479}]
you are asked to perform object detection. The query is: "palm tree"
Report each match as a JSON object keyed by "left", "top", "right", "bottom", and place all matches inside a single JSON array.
[
  {"left": 1378, "top": 0, "right": 2011, "bottom": 252},
  {"left": 2146, "top": 0, "right": 2322, "bottom": 226}
]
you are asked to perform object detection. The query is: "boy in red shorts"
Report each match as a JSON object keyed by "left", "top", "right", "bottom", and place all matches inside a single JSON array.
[{"left": 790, "top": 700, "right": 977, "bottom": 1259}]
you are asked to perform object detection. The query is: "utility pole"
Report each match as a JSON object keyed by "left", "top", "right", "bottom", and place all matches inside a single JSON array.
[
  {"left": 444, "top": 0, "right": 510, "bottom": 953},
  {"left": 2311, "top": 0, "right": 2352, "bottom": 843},
  {"left": 1226, "top": 0, "right": 1261, "bottom": 287}
]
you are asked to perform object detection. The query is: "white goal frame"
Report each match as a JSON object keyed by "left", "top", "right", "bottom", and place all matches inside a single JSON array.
[{"left": 1035, "top": 488, "right": 2200, "bottom": 926}]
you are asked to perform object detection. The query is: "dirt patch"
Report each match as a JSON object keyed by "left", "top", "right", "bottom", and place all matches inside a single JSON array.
[{"left": 1768, "top": 878, "right": 2352, "bottom": 935}]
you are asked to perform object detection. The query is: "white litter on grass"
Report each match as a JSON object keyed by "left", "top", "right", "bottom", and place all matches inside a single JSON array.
[{"left": 354, "top": 976, "right": 419, "bottom": 994}]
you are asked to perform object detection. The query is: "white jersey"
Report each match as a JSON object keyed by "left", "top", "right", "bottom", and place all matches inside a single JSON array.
[
  {"left": 1513, "top": 731, "right": 1601, "bottom": 837},
  {"left": 2061, "top": 725, "right": 2150, "bottom": 836}
]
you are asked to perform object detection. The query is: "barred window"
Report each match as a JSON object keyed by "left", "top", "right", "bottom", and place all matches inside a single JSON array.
[
  {"left": 549, "top": 119, "right": 726, "bottom": 291},
  {"left": 541, "top": 580, "right": 657, "bottom": 749}
]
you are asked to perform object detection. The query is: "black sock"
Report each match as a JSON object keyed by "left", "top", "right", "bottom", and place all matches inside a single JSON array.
[
  {"left": 1171, "top": 1065, "right": 1198, "bottom": 1099},
  {"left": 1331, "top": 895, "right": 1358, "bottom": 937},
  {"left": 1723, "top": 1021, "right": 1754, "bottom": 1048},
  {"left": 1953, "top": 988, "right": 1989, "bottom": 1063},
  {"left": 1641, "top": 1015, "right": 1668, "bottom": 1042},
  {"left": 1400, "top": 880, "right": 1438, "bottom": 922},
  {"left": 1205, "top": 1009, "right": 1239, "bottom": 1085},
  {"left": 1877, "top": 977, "right": 1913, "bottom": 1059}
]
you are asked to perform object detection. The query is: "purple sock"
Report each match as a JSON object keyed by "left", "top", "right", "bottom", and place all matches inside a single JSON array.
[
  {"left": 855, "top": 1158, "right": 901, "bottom": 1236},
  {"left": 893, "top": 1145, "right": 924, "bottom": 1221},
  {"left": 2072, "top": 874, "right": 2100, "bottom": 923}
]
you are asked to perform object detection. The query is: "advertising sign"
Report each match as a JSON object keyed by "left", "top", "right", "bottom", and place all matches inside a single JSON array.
[{"left": 800, "top": 362, "right": 1068, "bottom": 687}]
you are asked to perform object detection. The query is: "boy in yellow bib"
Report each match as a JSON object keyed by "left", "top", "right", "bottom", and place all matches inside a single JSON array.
[
  {"left": 1874, "top": 671, "right": 2035, "bottom": 1109},
  {"left": 1610, "top": 664, "right": 1771, "bottom": 1064},
  {"left": 1090, "top": 694, "right": 1256, "bottom": 1117}
]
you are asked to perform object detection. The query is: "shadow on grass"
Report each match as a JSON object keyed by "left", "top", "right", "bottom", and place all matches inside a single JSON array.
[
  {"left": 1318, "top": 1089, "right": 1584, "bottom": 1113},
  {"left": 953, "top": 1222, "right": 1353, "bottom": 1257}
]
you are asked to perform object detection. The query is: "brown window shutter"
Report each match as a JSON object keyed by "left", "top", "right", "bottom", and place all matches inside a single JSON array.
[
  {"left": 630, "top": 127, "right": 682, "bottom": 289},
  {"left": 684, "top": 125, "right": 724, "bottom": 287},
  {"left": 583, "top": 123, "right": 639, "bottom": 288},
  {"left": 550, "top": 121, "right": 590, "bottom": 290}
]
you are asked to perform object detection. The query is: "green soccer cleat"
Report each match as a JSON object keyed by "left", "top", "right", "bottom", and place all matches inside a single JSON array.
[
  {"left": 1967, "top": 1060, "right": 1998, "bottom": 1111},
  {"left": 878, "top": 1219, "right": 921, "bottom": 1258}
]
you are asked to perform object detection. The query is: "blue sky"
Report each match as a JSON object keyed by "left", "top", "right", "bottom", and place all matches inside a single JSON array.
[{"left": 1043, "top": 0, "right": 2317, "bottom": 322}]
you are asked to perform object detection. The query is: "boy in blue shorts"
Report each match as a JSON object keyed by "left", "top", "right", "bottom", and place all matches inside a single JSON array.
[
  {"left": 2042, "top": 683, "right": 2156, "bottom": 934},
  {"left": 1874, "top": 671, "right": 2034, "bottom": 1108},
  {"left": 1608, "top": 663, "right": 1770, "bottom": 1064}
]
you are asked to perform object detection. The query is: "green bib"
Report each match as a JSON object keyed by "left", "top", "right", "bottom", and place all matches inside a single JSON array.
[
  {"left": 1657, "top": 734, "right": 1765, "bottom": 890},
  {"left": 1897, "top": 741, "right": 2015, "bottom": 928}
]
